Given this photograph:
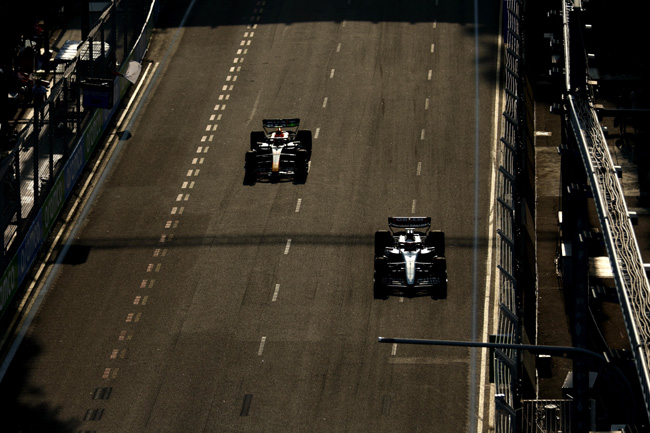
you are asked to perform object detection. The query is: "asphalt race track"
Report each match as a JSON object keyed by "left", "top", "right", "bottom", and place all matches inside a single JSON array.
[{"left": 0, "top": 0, "right": 501, "bottom": 432}]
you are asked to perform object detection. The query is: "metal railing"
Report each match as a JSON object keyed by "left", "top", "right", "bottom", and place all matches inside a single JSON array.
[
  {"left": 0, "top": 0, "right": 159, "bottom": 319},
  {"left": 494, "top": 1, "right": 524, "bottom": 432},
  {"left": 562, "top": 0, "right": 650, "bottom": 424}
]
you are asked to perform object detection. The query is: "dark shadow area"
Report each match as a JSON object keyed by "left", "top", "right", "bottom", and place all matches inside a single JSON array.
[
  {"left": 0, "top": 335, "right": 82, "bottom": 433},
  {"left": 59, "top": 244, "right": 91, "bottom": 265}
]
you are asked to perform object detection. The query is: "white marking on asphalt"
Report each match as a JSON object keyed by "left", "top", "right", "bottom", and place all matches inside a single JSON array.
[
  {"left": 178, "top": 207, "right": 184, "bottom": 214},
  {"left": 176, "top": 194, "right": 183, "bottom": 201},
  {"left": 194, "top": 169, "right": 200, "bottom": 176},
  {"left": 197, "top": 146, "right": 203, "bottom": 153},
  {"left": 203, "top": 146, "right": 209, "bottom": 153},
  {"left": 189, "top": 181, "right": 195, "bottom": 189},
  {"left": 171, "top": 207, "right": 178, "bottom": 214},
  {"left": 330, "top": 69, "right": 335, "bottom": 78},
  {"left": 295, "top": 198, "right": 302, "bottom": 212},
  {"left": 187, "top": 169, "right": 193, "bottom": 176},
  {"left": 192, "top": 158, "right": 198, "bottom": 164},
  {"left": 246, "top": 40, "right": 251, "bottom": 46},
  {"left": 433, "top": 20, "right": 437, "bottom": 29},
  {"left": 420, "top": 129, "right": 425, "bottom": 140},
  {"left": 212, "top": 124, "right": 218, "bottom": 131},
  {"left": 214, "top": 104, "right": 220, "bottom": 110},
  {"left": 425, "top": 98, "right": 430, "bottom": 110},
  {"left": 272, "top": 284, "right": 280, "bottom": 302},
  {"left": 258, "top": 337, "right": 267, "bottom": 355},
  {"left": 205, "top": 125, "right": 211, "bottom": 131},
  {"left": 209, "top": 135, "right": 214, "bottom": 142},
  {"left": 226, "top": 75, "right": 232, "bottom": 81},
  {"left": 535, "top": 131, "right": 552, "bottom": 136},
  {"left": 314, "top": 127, "right": 320, "bottom": 139},
  {"left": 391, "top": 343, "right": 397, "bottom": 356},
  {"left": 284, "top": 239, "right": 291, "bottom": 254},
  {"left": 183, "top": 194, "right": 190, "bottom": 201},
  {"left": 201, "top": 136, "right": 207, "bottom": 142},
  {"left": 322, "top": 97, "right": 328, "bottom": 108},
  {"left": 160, "top": 234, "right": 167, "bottom": 243},
  {"left": 416, "top": 162, "right": 422, "bottom": 176},
  {"left": 233, "top": 58, "right": 239, "bottom": 64},
  {"left": 233, "top": 75, "right": 238, "bottom": 81},
  {"left": 164, "top": 221, "right": 172, "bottom": 229},
  {"left": 431, "top": 43, "right": 435, "bottom": 53},
  {"left": 336, "top": 42, "right": 341, "bottom": 52},
  {"left": 182, "top": 182, "right": 188, "bottom": 189},
  {"left": 411, "top": 200, "right": 416, "bottom": 213},
  {"left": 427, "top": 70, "right": 432, "bottom": 80},
  {"left": 199, "top": 157, "right": 205, "bottom": 164},
  {"left": 219, "top": 95, "right": 224, "bottom": 100}
]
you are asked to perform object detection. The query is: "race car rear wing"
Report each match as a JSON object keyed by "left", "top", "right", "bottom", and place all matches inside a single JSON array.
[
  {"left": 262, "top": 118, "right": 300, "bottom": 128},
  {"left": 388, "top": 217, "right": 431, "bottom": 229}
]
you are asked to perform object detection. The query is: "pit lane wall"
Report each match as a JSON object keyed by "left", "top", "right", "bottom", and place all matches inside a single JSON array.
[{"left": 0, "top": 0, "right": 160, "bottom": 318}]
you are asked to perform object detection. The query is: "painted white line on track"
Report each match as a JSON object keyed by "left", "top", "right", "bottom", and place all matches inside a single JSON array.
[
  {"left": 272, "top": 284, "right": 280, "bottom": 302},
  {"left": 416, "top": 162, "right": 422, "bottom": 176},
  {"left": 182, "top": 182, "right": 188, "bottom": 189},
  {"left": 187, "top": 169, "right": 193, "bottom": 176},
  {"left": 258, "top": 337, "right": 267, "bottom": 355},
  {"left": 425, "top": 98, "right": 430, "bottom": 110},
  {"left": 330, "top": 69, "right": 335, "bottom": 78},
  {"left": 433, "top": 20, "right": 437, "bottom": 28},
  {"left": 427, "top": 70, "right": 432, "bottom": 80},
  {"left": 176, "top": 194, "right": 183, "bottom": 201},
  {"left": 201, "top": 136, "right": 207, "bottom": 142},
  {"left": 336, "top": 42, "right": 341, "bottom": 52},
  {"left": 420, "top": 129, "right": 425, "bottom": 140},
  {"left": 411, "top": 200, "right": 416, "bottom": 213},
  {"left": 314, "top": 127, "right": 320, "bottom": 139},
  {"left": 295, "top": 198, "right": 302, "bottom": 212},
  {"left": 322, "top": 97, "right": 328, "bottom": 108},
  {"left": 431, "top": 43, "right": 435, "bottom": 53},
  {"left": 391, "top": 343, "right": 397, "bottom": 356},
  {"left": 284, "top": 239, "right": 291, "bottom": 254},
  {"left": 194, "top": 169, "right": 200, "bottom": 176}
]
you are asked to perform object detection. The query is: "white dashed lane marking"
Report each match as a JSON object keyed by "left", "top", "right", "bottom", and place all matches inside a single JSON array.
[
  {"left": 272, "top": 283, "right": 280, "bottom": 302},
  {"left": 416, "top": 162, "right": 422, "bottom": 176},
  {"left": 295, "top": 198, "right": 302, "bottom": 212},
  {"left": 425, "top": 98, "right": 430, "bottom": 110},
  {"left": 314, "top": 127, "right": 320, "bottom": 139},
  {"left": 322, "top": 97, "right": 328, "bottom": 108},
  {"left": 420, "top": 129, "right": 425, "bottom": 140},
  {"left": 258, "top": 337, "right": 267, "bottom": 355},
  {"left": 431, "top": 43, "right": 435, "bottom": 53},
  {"left": 411, "top": 200, "right": 417, "bottom": 214},
  {"left": 427, "top": 70, "right": 432, "bottom": 80},
  {"left": 330, "top": 69, "right": 335, "bottom": 78},
  {"left": 391, "top": 343, "right": 397, "bottom": 356},
  {"left": 284, "top": 239, "right": 291, "bottom": 254}
]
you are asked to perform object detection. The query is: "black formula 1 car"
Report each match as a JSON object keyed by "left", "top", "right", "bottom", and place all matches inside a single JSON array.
[
  {"left": 244, "top": 118, "right": 312, "bottom": 184},
  {"left": 374, "top": 217, "right": 447, "bottom": 299}
]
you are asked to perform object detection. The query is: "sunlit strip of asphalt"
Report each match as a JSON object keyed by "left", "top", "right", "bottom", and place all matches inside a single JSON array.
[{"left": 0, "top": 0, "right": 199, "bottom": 383}]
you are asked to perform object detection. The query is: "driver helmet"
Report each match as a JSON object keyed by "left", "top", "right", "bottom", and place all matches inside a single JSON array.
[
  {"left": 273, "top": 127, "right": 283, "bottom": 138},
  {"left": 404, "top": 239, "right": 417, "bottom": 252}
]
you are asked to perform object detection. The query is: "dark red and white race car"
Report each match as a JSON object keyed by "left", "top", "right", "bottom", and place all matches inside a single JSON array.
[{"left": 244, "top": 118, "right": 312, "bottom": 184}]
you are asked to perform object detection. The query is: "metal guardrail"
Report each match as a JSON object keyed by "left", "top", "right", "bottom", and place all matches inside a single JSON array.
[
  {"left": 562, "top": 0, "right": 650, "bottom": 424},
  {"left": 0, "top": 0, "right": 159, "bottom": 319},
  {"left": 494, "top": 1, "right": 524, "bottom": 432}
]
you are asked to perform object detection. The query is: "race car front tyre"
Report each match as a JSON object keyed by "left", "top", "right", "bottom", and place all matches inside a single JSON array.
[
  {"left": 244, "top": 151, "right": 257, "bottom": 183},
  {"left": 374, "top": 257, "right": 389, "bottom": 299},
  {"left": 295, "top": 149, "right": 309, "bottom": 177},
  {"left": 375, "top": 230, "right": 394, "bottom": 257},
  {"left": 250, "top": 131, "right": 265, "bottom": 151},
  {"left": 297, "top": 130, "right": 312, "bottom": 157},
  {"left": 431, "top": 257, "right": 448, "bottom": 299}
]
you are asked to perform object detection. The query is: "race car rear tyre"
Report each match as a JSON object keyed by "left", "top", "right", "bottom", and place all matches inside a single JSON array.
[
  {"left": 375, "top": 230, "right": 393, "bottom": 257},
  {"left": 250, "top": 131, "right": 265, "bottom": 151},
  {"left": 297, "top": 130, "right": 312, "bottom": 157},
  {"left": 425, "top": 230, "right": 445, "bottom": 256}
]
